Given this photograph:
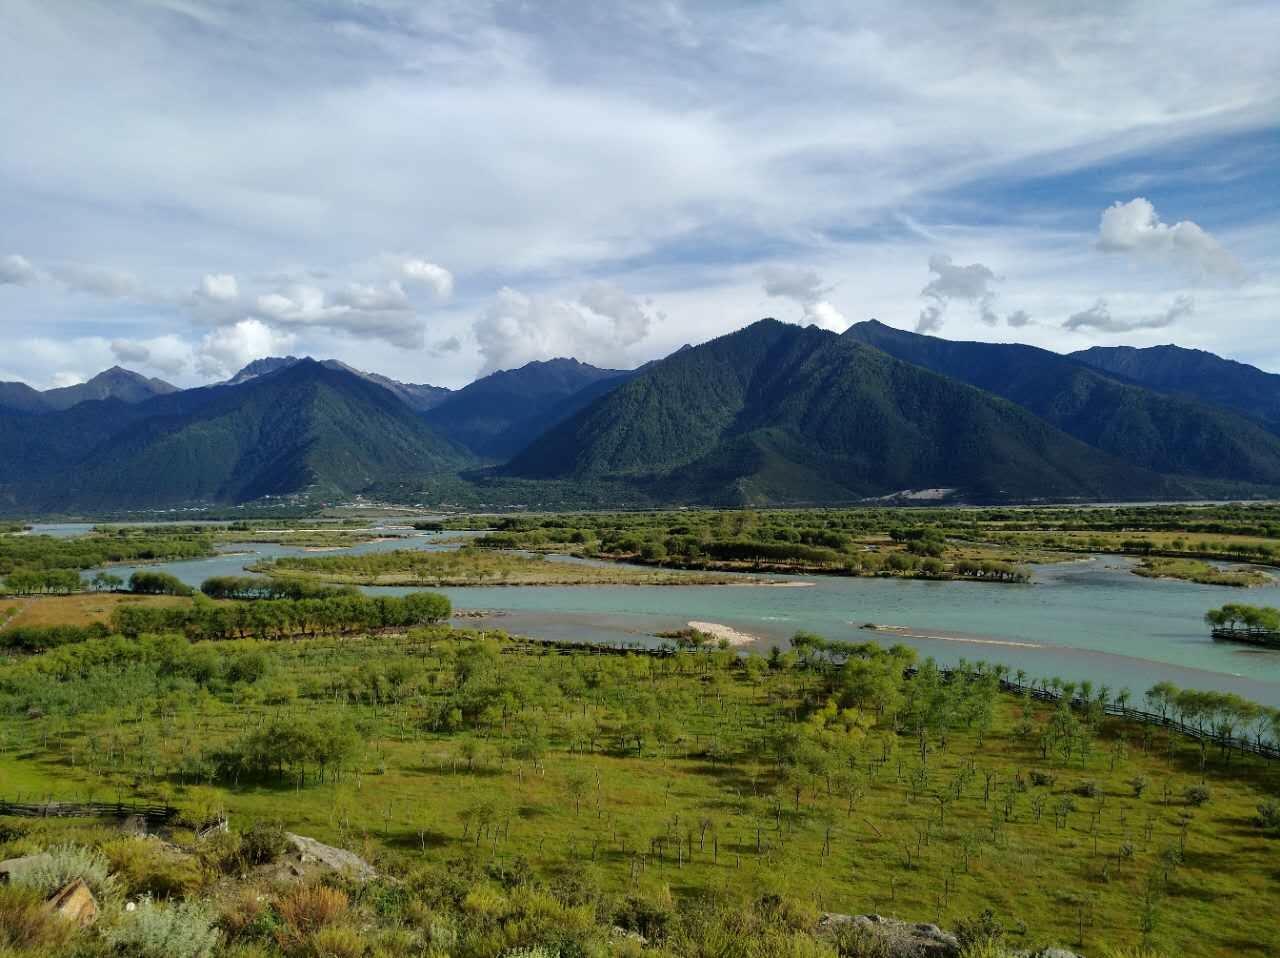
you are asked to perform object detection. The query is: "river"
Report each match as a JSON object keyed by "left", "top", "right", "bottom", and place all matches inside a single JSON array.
[{"left": 52, "top": 525, "right": 1280, "bottom": 706}]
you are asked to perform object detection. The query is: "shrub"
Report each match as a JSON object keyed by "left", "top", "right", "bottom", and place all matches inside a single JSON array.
[
  {"left": 277, "top": 884, "right": 350, "bottom": 934},
  {"left": 102, "top": 837, "right": 203, "bottom": 899},
  {"left": 828, "top": 921, "right": 890, "bottom": 958},
  {"left": 955, "top": 908, "right": 1005, "bottom": 947},
  {"left": 7, "top": 843, "right": 118, "bottom": 901},
  {"left": 1029, "top": 770, "right": 1054, "bottom": 787},
  {"left": 1129, "top": 775, "right": 1150, "bottom": 798},
  {"left": 1184, "top": 784, "right": 1211, "bottom": 807},
  {"left": 105, "top": 897, "right": 221, "bottom": 958},
  {"left": 1255, "top": 798, "right": 1280, "bottom": 830},
  {"left": 0, "top": 884, "right": 77, "bottom": 952},
  {"left": 1076, "top": 780, "right": 1102, "bottom": 799},
  {"left": 306, "top": 924, "right": 367, "bottom": 958},
  {"left": 241, "top": 821, "right": 289, "bottom": 865},
  {"left": 218, "top": 885, "right": 277, "bottom": 942}
]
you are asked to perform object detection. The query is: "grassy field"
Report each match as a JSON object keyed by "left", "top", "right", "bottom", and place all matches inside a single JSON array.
[
  {"left": 1, "top": 592, "right": 194, "bottom": 629},
  {"left": 252, "top": 547, "right": 756, "bottom": 587},
  {"left": 2, "top": 625, "right": 1278, "bottom": 956},
  {"left": 1131, "top": 557, "right": 1273, "bottom": 588}
]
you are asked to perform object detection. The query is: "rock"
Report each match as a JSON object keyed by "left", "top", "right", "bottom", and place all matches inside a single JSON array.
[
  {"left": 284, "top": 833, "right": 378, "bottom": 882},
  {"left": 46, "top": 878, "right": 97, "bottom": 927},
  {"left": 818, "top": 913, "right": 961, "bottom": 956}
]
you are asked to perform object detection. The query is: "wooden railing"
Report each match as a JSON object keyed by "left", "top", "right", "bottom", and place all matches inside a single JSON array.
[{"left": 0, "top": 799, "right": 179, "bottom": 824}]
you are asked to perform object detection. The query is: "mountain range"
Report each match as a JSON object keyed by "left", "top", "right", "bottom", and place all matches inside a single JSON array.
[{"left": 1, "top": 320, "right": 1278, "bottom": 512}]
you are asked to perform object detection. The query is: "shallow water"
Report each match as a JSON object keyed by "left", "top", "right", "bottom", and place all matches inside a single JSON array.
[{"left": 50, "top": 522, "right": 1279, "bottom": 706}]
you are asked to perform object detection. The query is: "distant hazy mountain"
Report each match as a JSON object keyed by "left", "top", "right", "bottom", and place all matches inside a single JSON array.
[
  {"left": 11, "top": 361, "right": 472, "bottom": 511},
  {"left": 0, "top": 366, "right": 177, "bottom": 413},
  {"left": 503, "top": 319, "right": 1174, "bottom": 504},
  {"left": 424, "top": 357, "right": 631, "bottom": 459},
  {"left": 843, "top": 321, "right": 1280, "bottom": 487},
  {"left": 1072, "top": 344, "right": 1280, "bottom": 432},
  {"left": 226, "top": 356, "right": 451, "bottom": 411}
]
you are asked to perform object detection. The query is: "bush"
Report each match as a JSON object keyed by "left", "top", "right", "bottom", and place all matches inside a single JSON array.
[
  {"left": 7, "top": 843, "right": 118, "bottom": 901},
  {"left": 1184, "top": 783, "right": 1211, "bottom": 807},
  {"left": 955, "top": 908, "right": 1005, "bottom": 947},
  {"left": 103, "top": 837, "right": 203, "bottom": 899},
  {"left": 277, "top": 884, "right": 350, "bottom": 934},
  {"left": 1076, "top": 780, "right": 1102, "bottom": 799},
  {"left": 1129, "top": 775, "right": 1150, "bottom": 798},
  {"left": 828, "top": 921, "right": 890, "bottom": 958},
  {"left": 1029, "top": 770, "right": 1054, "bottom": 787},
  {"left": 1255, "top": 798, "right": 1280, "bottom": 830},
  {"left": 241, "top": 821, "right": 289, "bottom": 865},
  {"left": 0, "top": 884, "right": 78, "bottom": 952},
  {"left": 105, "top": 897, "right": 221, "bottom": 958},
  {"left": 306, "top": 924, "right": 367, "bottom": 958}
]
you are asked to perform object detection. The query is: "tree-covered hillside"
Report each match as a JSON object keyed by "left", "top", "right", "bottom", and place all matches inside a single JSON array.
[
  {"left": 503, "top": 320, "right": 1176, "bottom": 505},
  {"left": 845, "top": 321, "right": 1280, "bottom": 486}
]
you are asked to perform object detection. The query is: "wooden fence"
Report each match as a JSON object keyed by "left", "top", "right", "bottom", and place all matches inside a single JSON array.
[{"left": 0, "top": 799, "right": 179, "bottom": 825}]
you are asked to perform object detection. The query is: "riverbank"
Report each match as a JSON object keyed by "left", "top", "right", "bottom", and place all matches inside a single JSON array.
[{"left": 1133, "top": 556, "right": 1273, "bottom": 588}]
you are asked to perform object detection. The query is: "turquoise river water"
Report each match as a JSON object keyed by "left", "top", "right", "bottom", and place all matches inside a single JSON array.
[{"left": 50, "top": 526, "right": 1280, "bottom": 707}]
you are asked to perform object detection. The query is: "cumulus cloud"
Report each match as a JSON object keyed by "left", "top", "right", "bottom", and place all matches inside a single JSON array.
[
  {"left": 760, "top": 265, "right": 847, "bottom": 331},
  {"left": 915, "top": 254, "right": 1032, "bottom": 333},
  {"left": 472, "top": 283, "right": 656, "bottom": 373},
  {"left": 0, "top": 253, "right": 37, "bottom": 286},
  {"left": 1063, "top": 295, "right": 1194, "bottom": 334},
  {"left": 53, "top": 263, "right": 144, "bottom": 298},
  {"left": 195, "top": 319, "right": 298, "bottom": 378},
  {"left": 197, "top": 273, "right": 239, "bottom": 303},
  {"left": 430, "top": 335, "right": 462, "bottom": 356},
  {"left": 1096, "top": 198, "right": 1245, "bottom": 281},
  {"left": 399, "top": 259, "right": 454, "bottom": 299},
  {"left": 109, "top": 334, "right": 191, "bottom": 376},
  {"left": 252, "top": 282, "right": 423, "bottom": 348}
]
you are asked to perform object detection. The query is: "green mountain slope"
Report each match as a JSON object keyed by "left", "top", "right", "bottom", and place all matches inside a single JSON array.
[
  {"left": 844, "top": 321, "right": 1280, "bottom": 487},
  {"left": 22, "top": 361, "right": 473, "bottom": 510},
  {"left": 503, "top": 320, "right": 1176, "bottom": 504},
  {"left": 1072, "top": 343, "right": 1280, "bottom": 432},
  {"left": 425, "top": 358, "right": 629, "bottom": 459}
]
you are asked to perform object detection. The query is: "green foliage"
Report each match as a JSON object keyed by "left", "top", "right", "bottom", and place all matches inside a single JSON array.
[
  {"left": 130, "top": 570, "right": 195, "bottom": 596},
  {"left": 7, "top": 843, "right": 118, "bottom": 901},
  {"left": 105, "top": 897, "right": 221, "bottom": 958}
]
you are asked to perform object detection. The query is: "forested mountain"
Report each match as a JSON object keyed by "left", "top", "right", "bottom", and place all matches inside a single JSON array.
[
  {"left": 502, "top": 320, "right": 1176, "bottom": 505},
  {"left": 225, "top": 356, "right": 451, "bottom": 411},
  {"left": 424, "top": 357, "right": 630, "bottom": 459},
  {"left": 2, "top": 361, "right": 472, "bottom": 511},
  {"left": 0, "top": 366, "right": 176, "bottom": 412},
  {"left": 843, "top": 320, "right": 1280, "bottom": 487},
  {"left": 1072, "top": 343, "right": 1280, "bottom": 432}
]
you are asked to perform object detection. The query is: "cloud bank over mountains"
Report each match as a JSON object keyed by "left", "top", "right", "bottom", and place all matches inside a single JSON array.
[{"left": 0, "top": 1, "right": 1275, "bottom": 387}]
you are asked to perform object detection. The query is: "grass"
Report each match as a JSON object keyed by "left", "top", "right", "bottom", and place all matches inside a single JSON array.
[
  {"left": 252, "top": 547, "right": 754, "bottom": 587},
  {"left": 2, "top": 628, "right": 1278, "bottom": 956},
  {"left": 1131, "top": 558, "right": 1273, "bottom": 588},
  {"left": 0, "top": 592, "right": 192, "bottom": 630}
]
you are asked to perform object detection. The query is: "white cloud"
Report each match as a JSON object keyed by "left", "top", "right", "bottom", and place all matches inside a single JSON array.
[
  {"left": 252, "top": 282, "right": 423, "bottom": 347},
  {"left": 1063, "top": 294, "right": 1194, "bottom": 334},
  {"left": 53, "top": 263, "right": 143, "bottom": 298},
  {"left": 399, "top": 259, "right": 454, "bottom": 299},
  {"left": 472, "top": 283, "right": 656, "bottom": 373},
  {"left": 1096, "top": 198, "right": 1245, "bottom": 281},
  {"left": 1005, "top": 309, "right": 1033, "bottom": 328},
  {"left": 197, "top": 272, "right": 238, "bottom": 302},
  {"left": 195, "top": 319, "right": 297, "bottom": 378},
  {"left": 49, "top": 371, "right": 86, "bottom": 388},
  {"left": 109, "top": 334, "right": 191, "bottom": 376},
  {"left": 760, "top": 265, "right": 847, "bottom": 332},
  {"left": 917, "top": 254, "right": 1002, "bottom": 331},
  {"left": 430, "top": 335, "right": 462, "bottom": 356},
  {"left": 0, "top": 253, "right": 37, "bottom": 285}
]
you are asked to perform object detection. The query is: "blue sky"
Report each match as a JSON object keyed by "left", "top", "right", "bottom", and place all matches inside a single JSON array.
[{"left": 1, "top": 0, "right": 1277, "bottom": 389}]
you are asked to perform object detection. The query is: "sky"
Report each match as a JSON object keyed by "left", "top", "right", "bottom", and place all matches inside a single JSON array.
[{"left": 1, "top": 0, "right": 1277, "bottom": 390}]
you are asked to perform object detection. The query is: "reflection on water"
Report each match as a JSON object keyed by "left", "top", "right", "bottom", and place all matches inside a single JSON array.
[{"left": 36, "top": 521, "right": 1277, "bottom": 707}]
